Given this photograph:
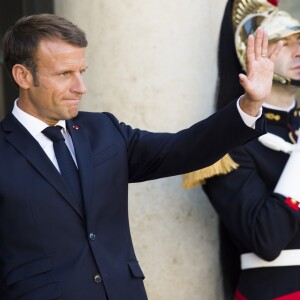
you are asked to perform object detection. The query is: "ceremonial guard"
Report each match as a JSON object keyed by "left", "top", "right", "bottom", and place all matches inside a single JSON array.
[{"left": 183, "top": 0, "right": 300, "bottom": 299}]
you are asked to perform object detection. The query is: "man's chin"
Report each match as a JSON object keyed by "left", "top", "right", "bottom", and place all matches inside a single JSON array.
[{"left": 64, "top": 109, "right": 79, "bottom": 120}]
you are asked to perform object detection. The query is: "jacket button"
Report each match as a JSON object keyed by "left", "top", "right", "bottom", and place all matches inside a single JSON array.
[
  {"left": 94, "top": 274, "right": 102, "bottom": 283},
  {"left": 89, "top": 233, "right": 96, "bottom": 240}
]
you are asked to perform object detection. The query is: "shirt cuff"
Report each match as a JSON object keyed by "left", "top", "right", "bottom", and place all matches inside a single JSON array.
[{"left": 236, "top": 95, "right": 262, "bottom": 129}]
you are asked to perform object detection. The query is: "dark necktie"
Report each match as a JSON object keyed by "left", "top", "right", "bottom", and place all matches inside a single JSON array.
[{"left": 42, "top": 126, "right": 83, "bottom": 213}]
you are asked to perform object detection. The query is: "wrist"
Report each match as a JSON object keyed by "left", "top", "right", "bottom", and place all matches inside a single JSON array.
[{"left": 240, "top": 94, "right": 262, "bottom": 117}]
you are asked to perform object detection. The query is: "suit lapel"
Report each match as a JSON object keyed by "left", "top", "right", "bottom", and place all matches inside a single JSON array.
[
  {"left": 67, "top": 119, "right": 93, "bottom": 217},
  {"left": 2, "top": 114, "right": 84, "bottom": 218}
]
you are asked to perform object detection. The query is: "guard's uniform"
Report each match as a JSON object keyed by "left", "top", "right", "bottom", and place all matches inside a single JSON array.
[
  {"left": 182, "top": 0, "right": 300, "bottom": 299},
  {"left": 203, "top": 105, "right": 300, "bottom": 300}
]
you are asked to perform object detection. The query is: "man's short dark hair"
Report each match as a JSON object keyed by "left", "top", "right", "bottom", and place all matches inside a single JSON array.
[{"left": 2, "top": 14, "right": 88, "bottom": 86}]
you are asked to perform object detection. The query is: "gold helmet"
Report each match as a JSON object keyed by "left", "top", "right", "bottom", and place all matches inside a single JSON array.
[{"left": 233, "top": 0, "right": 300, "bottom": 85}]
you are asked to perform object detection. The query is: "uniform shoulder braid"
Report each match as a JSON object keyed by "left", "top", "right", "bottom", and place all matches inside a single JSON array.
[{"left": 182, "top": 154, "right": 239, "bottom": 188}]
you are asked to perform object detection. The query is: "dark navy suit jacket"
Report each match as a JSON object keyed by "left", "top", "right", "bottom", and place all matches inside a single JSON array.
[{"left": 0, "top": 100, "right": 264, "bottom": 299}]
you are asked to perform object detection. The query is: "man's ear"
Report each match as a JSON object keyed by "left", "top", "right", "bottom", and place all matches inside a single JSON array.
[{"left": 11, "top": 64, "right": 34, "bottom": 89}]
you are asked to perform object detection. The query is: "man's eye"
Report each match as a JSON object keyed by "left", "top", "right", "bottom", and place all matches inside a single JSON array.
[{"left": 59, "top": 72, "right": 71, "bottom": 78}]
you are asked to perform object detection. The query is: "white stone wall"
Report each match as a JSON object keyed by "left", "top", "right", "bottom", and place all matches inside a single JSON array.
[{"left": 54, "top": 1, "right": 227, "bottom": 299}]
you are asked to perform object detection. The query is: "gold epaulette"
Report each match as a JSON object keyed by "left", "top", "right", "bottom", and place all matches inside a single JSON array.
[{"left": 182, "top": 154, "right": 239, "bottom": 189}]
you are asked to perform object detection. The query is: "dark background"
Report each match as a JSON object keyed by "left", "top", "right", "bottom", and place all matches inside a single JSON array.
[{"left": 0, "top": 0, "right": 54, "bottom": 118}]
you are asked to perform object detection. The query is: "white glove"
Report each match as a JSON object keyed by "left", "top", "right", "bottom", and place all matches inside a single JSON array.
[
  {"left": 274, "top": 130, "right": 300, "bottom": 201},
  {"left": 258, "top": 133, "right": 299, "bottom": 154}
]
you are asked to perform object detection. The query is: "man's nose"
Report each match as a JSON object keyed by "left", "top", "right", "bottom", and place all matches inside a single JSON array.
[
  {"left": 71, "top": 73, "right": 87, "bottom": 95},
  {"left": 293, "top": 41, "right": 300, "bottom": 57}
]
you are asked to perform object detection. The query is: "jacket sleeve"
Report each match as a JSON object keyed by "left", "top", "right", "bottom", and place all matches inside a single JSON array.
[{"left": 105, "top": 99, "right": 266, "bottom": 182}]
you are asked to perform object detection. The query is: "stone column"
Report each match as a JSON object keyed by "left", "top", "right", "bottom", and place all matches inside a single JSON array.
[{"left": 54, "top": 1, "right": 227, "bottom": 299}]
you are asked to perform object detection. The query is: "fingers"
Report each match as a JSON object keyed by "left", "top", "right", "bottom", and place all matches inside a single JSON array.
[
  {"left": 254, "top": 27, "right": 269, "bottom": 58},
  {"left": 247, "top": 27, "right": 269, "bottom": 63},
  {"left": 254, "top": 27, "right": 265, "bottom": 59},
  {"left": 261, "top": 29, "right": 268, "bottom": 57},
  {"left": 268, "top": 40, "right": 283, "bottom": 62},
  {"left": 246, "top": 34, "right": 255, "bottom": 65}
]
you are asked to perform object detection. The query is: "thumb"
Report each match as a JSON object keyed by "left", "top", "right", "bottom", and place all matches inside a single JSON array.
[{"left": 239, "top": 73, "right": 248, "bottom": 90}]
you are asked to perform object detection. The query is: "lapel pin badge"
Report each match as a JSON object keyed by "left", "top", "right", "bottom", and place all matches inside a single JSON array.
[{"left": 73, "top": 125, "right": 79, "bottom": 130}]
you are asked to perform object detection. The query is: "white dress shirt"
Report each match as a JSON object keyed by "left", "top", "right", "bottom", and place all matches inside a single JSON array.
[{"left": 12, "top": 99, "right": 78, "bottom": 172}]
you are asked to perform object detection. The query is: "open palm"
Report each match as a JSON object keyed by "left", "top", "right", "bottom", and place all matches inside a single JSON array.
[{"left": 240, "top": 27, "right": 282, "bottom": 103}]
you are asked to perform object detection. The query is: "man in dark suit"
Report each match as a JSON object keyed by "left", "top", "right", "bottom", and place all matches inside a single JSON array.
[{"left": 0, "top": 14, "right": 281, "bottom": 300}]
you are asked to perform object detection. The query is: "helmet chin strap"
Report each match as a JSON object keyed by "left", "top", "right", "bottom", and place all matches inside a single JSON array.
[
  {"left": 273, "top": 73, "right": 300, "bottom": 87},
  {"left": 289, "top": 79, "right": 300, "bottom": 87}
]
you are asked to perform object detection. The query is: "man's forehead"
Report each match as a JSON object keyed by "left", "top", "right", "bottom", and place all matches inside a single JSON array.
[
  {"left": 37, "top": 38, "right": 86, "bottom": 56},
  {"left": 34, "top": 39, "right": 87, "bottom": 73},
  {"left": 281, "top": 32, "right": 300, "bottom": 41},
  {"left": 269, "top": 32, "right": 300, "bottom": 45}
]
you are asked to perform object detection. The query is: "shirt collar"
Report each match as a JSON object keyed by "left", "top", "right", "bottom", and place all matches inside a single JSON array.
[
  {"left": 262, "top": 100, "right": 296, "bottom": 112},
  {"left": 12, "top": 99, "right": 67, "bottom": 138}
]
